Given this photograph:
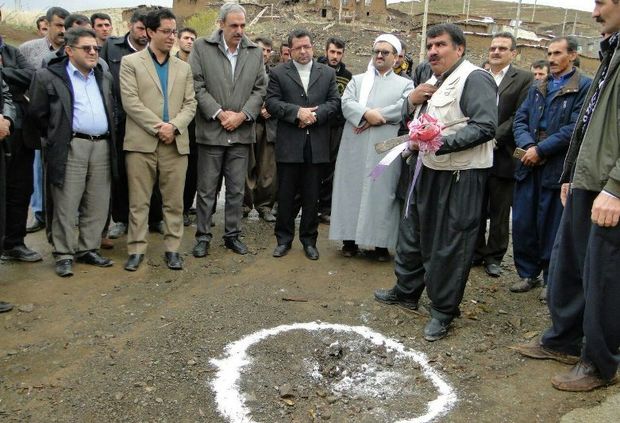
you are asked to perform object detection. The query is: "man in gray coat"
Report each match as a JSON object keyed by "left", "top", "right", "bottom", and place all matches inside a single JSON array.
[{"left": 189, "top": 3, "right": 267, "bottom": 257}]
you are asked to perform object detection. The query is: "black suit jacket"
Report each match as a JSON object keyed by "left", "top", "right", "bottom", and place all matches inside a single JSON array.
[
  {"left": 492, "top": 64, "right": 534, "bottom": 179},
  {"left": 265, "top": 60, "right": 340, "bottom": 164}
]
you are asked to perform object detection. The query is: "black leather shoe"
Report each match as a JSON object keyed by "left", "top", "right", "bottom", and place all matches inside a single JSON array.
[
  {"left": 0, "top": 301, "right": 13, "bottom": 313},
  {"left": 26, "top": 218, "right": 45, "bottom": 233},
  {"left": 76, "top": 251, "right": 113, "bottom": 267},
  {"left": 164, "top": 252, "right": 183, "bottom": 270},
  {"left": 374, "top": 287, "right": 418, "bottom": 311},
  {"left": 424, "top": 317, "right": 451, "bottom": 341},
  {"left": 303, "top": 244, "right": 319, "bottom": 260},
  {"left": 224, "top": 237, "right": 248, "bottom": 255},
  {"left": 273, "top": 243, "right": 291, "bottom": 257},
  {"left": 124, "top": 254, "right": 144, "bottom": 271},
  {"left": 484, "top": 263, "right": 501, "bottom": 277},
  {"left": 1, "top": 245, "right": 43, "bottom": 262},
  {"left": 55, "top": 259, "right": 74, "bottom": 277},
  {"left": 192, "top": 240, "right": 210, "bottom": 257}
]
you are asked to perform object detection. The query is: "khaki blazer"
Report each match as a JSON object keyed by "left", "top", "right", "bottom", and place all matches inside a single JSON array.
[{"left": 120, "top": 48, "right": 197, "bottom": 154}]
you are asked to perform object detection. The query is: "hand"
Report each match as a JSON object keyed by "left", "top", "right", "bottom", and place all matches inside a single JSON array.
[
  {"left": 260, "top": 106, "right": 271, "bottom": 120},
  {"left": 363, "top": 109, "right": 386, "bottom": 126},
  {"left": 591, "top": 192, "right": 620, "bottom": 227},
  {"left": 521, "top": 146, "right": 542, "bottom": 167},
  {"left": 353, "top": 121, "right": 371, "bottom": 134},
  {"left": 408, "top": 83, "right": 437, "bottom": 106},
  {"left": 0, "top": 115, "right": 9, "bottom": 140},
  {"left": 154, "top": 122, "right": 175, "bottom": 144},
  {"left": 560, "top": 183, "right": 570, "bottom": 207},
  {"left": 297, "top": 106, "right": 318, "bottom": 126},
  {"left": 220, "top": 111, "right": 246, "bottom": 132}
]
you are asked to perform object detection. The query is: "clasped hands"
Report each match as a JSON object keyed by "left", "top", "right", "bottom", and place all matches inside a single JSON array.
[
  {"left": 218, "top": 110, "right": 247, "bottom": 132},
  {"left": 154, "top": 122, "right": 176, "bottom": 144},
  {"left": 297, "top": 106, "right": 317, "bottom": 128},
  {"left": 521, "top": 146, "right": 543, "bottom": 167},
  {"left": 354, "top": 108, "right": 386, "bottom": 134}
]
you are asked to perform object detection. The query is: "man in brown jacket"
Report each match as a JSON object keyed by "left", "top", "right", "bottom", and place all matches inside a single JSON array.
[
  {"left": 189, "top": 3, "right": 266, "bottom": 258},
  {"left": 120, "top": 8, "right": 196, "bottom": 271}
]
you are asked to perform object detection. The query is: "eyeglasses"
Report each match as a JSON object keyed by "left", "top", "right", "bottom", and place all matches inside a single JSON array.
[
  {"left": 71, "top": 45, "right": 102, "bottom": 53},
  {"left": 157, "top": 28, "right": 178, "bottom": 37},
  {"left": 488, "top": 46, "right": 510, "bottom": 52},
  {"left": 373, "top": 49, "right": 393, "bottom": 57}
]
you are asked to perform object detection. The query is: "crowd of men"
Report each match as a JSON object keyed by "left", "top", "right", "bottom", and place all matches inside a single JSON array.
[{"left": 0, "top": 0, "right": 618, "bottom": 393}]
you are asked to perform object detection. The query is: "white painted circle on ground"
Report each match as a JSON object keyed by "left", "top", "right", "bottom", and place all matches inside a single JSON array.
[{"left": 211, "top": 321, "right": 457, "bottom": 422}]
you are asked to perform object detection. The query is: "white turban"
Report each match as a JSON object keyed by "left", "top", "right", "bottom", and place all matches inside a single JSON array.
[{"left": 373, "top": 33, "right": 402, "bottom": 56}]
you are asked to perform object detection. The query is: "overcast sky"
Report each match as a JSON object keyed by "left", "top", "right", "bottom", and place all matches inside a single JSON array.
[{"left": 12, "top": 0, "right": 594, "bottom": 13}]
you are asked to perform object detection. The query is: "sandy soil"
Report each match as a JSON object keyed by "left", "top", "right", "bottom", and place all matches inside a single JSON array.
[{"left": 1, "top": 210, "right": 617, "bottom": 422}]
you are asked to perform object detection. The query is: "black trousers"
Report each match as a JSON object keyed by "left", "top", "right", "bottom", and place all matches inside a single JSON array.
[
  {"left": 474, "top": 174, "right": 514, "bottom": 265},
  {"left": 394, "top": 167, "right": 487, "bottom": 320},
  {"left": 111, "top": 125, "right": 163, "bottom": 225},
  {"left": 183, "top": 120, "right": 197, "bottom": 214},
  {"left": 3, "top": 129, "right": 34, "bottom": 250},
  {"left": 541, "top": 189, "right": 620, "bottom": 380}
]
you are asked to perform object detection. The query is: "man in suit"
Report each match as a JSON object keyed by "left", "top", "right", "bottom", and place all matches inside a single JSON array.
[
  {"left": 265, "top": 29, "right": 340, "bottom": 260},
  {"left": 474, "top": 32, "right": 533, "bottom": 277},
  {"left": 28, "top": 27, "right": 116, "bottom": 277},
  {"left": 189, "top": 3, "right": 267, "bottom": 258},
  {"left": 120, "top": 8, "right": 197, "bottom": 271}
]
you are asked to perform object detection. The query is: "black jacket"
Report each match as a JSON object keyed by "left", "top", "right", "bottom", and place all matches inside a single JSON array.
[
  {"left": 492, "top": 65, "right": 534, "bottom": 179},
  {"left": 27, "top": 56, "right": 117, "bottom": 187},
  {"left": 265, "top": 60, "right": 340, "bottom": 164},
  {"left": 100, "top": 33, "right": 135, "bottom": 125},
  {"left": 0, "top": 71, "right": 17, "bottom": 244},
  {"left": 0, "top": 40, "right": 34, "bottom": 128}
]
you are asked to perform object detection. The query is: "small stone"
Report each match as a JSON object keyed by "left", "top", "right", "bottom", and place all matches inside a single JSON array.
[
  {"left": 6, "top": 350, "right": 18, "bottom": 356},
  {"left": 279, "top": 383, "right": 293, "bottom": 398},
  {"left": 114, "top": 392, "right": 124, "bottom": 401},
  {"left": 18, "top": 304, "right": 34, "bottom": 313},
  {"left": 498, "top": 309, "right": 508, "bottom": 315},
  {"left": 321, "top": 410, "right": 332, "bottom": 420},
  {"left": 155, "top": 397, "right": 163, "bottom": 403},
  {"left": 187, "top": 359, "right": 197, "bottom": 366},
  {"left": 326, "top": 395, "right": 339, "bottom": 404}
]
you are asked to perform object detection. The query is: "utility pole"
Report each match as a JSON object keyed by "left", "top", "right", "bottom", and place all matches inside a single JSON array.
[
  {"left": 466, "top": 0, "right": 471, "bottom": 22},
  {"left": 419, "top": 0, "right": 430, "bottom": 64},
  {"left": 514, "top": 0, "right": 522, "bottom": 38},
  {"left": 463, "top": 0, "right": 467, "bottom": 15},
  {"left": 572, "top": 9, "right": 578, "bottom": 35},
  {"left": 531, "top": 0, "right": 537, "bottom": 22},
  {"left": 338, "top": 0, "right": 342, "bottom": 23},
  {"left": 562, "top": 8, "right": 568, "bottom": 36}
]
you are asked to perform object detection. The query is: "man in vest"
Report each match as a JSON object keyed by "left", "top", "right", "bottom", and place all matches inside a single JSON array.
[{"left": 374, "top": 23, "right": 497, "bottom": 341}]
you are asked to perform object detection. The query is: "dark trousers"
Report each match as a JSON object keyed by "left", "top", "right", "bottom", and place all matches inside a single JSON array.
[
  {"left": 474, "top": 174, "right": 514, "bottom": 265},
  {"left": 195, "top": 144, "right": 249, "bottom": 241},
  {"left": 111, "top": 126, "right": 163, "bottom": 226},
  {"left": 318, "top": 124, "right": 344, "bottom": 215},
  {"left": 3, "top": 129, "right": 34, "bottom": 250},
  {"left": 541, "top": 189, "right": 620, "bottom": 380},
  {"left": 244, "top": 120, "right": 276, "bottom": 214},
  {"left": 512, "top": 167, "right": 563, "bottom": 283},
  {"left": 183, "top": 120, "right": 197, "bottom": 214},
  {"left": 395, "top": 167, "right": 487, "bottom": 320}
]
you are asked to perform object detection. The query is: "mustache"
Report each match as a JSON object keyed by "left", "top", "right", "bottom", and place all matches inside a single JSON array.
[
  {"left": 596, "top": 17, "right": 604, "bottom": 23},
  {"left": 429, "top": 54, "right": 440, "bottom": 61}
]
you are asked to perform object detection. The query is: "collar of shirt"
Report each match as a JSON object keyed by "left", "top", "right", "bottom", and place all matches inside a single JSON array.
[
  {"left": 126, "top": 33, "right": 144, "bottom": 53},
  {"left": 222, "top": 38, "right": 239, "bottom": 58},
  {"left": 148, "top": 47, "right": 170, "bottom": 65},
  {"left": 488, "top": 64, "right": 510, "bottom": 86},
  {"left": 66, "top": 60, "right": 94, "bottom": 81},
  {"left": 45, "top": 36, "right": 57, "bottom": 52},
  {"left": 435, "top": 57, "right": 465, "bottom": 87},
  {"left": 293, "top": 59, "right": 313, "bottom": 72},
  {"left": 374, "top": 67, "right": 393, "bottom": 78},
  {"left": 550, "top": 67, "right": 576, "bottom": 84},
  {"left": 601, "top": 32, "right": 619, "bottom": 56}
]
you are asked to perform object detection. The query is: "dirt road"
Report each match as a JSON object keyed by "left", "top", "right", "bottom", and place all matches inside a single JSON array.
[{"left": 1, "top": 213, "right": 617, "bottom": 422}]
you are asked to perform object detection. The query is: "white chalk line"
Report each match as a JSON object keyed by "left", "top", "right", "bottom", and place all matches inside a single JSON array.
[{"left": 210, "top": 321, "right": 457, "bottom": 423}]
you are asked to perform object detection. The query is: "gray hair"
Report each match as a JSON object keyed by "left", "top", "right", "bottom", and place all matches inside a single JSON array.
[{"left": 218, "top": 3, "right": 246, "bottom": 22}]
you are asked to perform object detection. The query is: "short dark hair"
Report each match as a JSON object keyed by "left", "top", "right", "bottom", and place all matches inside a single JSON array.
[
  {"left": 46, "top": 7, "right": 70, "bottom": 23},
  {"left": 90, "top": 12, "right": 111, "bottom": 26},
  {"left": 130, "top": 9, "right": 148, "bottom": 24},
  {"left": 145, "top": 8, "right": 176, "bottom": 32},
  {"left": 427, "top": 23, "right": 466, "bottom": 53},
  {"left": 531, "top": 59, "right": 549, "bottom": 70},
  {"left": 549, "top": 36, "right": 579, "bottom": 53},
  {"left": 64, "top": 27, "right": 97, "bottom": 47},
  {"left": 36, "top": 16, "right": 47, "bottom": 30},
  {"left": 400, "top": 39, "right": 407, "bottom": 54},
  {"left": 65, "top": 14, "right": 90, "bottom": 29},
  {"left": 178, "top": 27, "right": 197, "bottom": 38},
  {"left": 254, "top": 36, "right": 273, "bottom": 48},
  {"left": 493, "top": 31, "right": 517, "bottom": 50},
  {"left": 325, "top": 36, "right": 345, "bottom": 51},
  {"left": 280, "top": 42, "right": 289, "bottom": 52},
  {"left": 288, "top": 29, "right": 312, "bottom": 49}
]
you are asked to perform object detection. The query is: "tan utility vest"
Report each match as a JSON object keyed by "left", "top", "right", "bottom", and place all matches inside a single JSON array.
[{"left": 415, "top": 60, "right": 493, "bottom": 170}]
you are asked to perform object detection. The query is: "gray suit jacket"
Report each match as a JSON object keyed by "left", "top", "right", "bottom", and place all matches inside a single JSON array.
[
  {"left": 189, "top": 30, "right": 266, "bottom": 146},
  {"left": 265, "top": 60, "right": 340, "bottom": 164}
]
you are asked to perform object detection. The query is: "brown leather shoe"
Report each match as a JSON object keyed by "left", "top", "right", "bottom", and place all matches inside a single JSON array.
[
  {"left": 100, "top": 237, "right": 114, "bottom": 249},
  {"left": 510, "top": 340, "right": 579, "bottom": 365},
  {"left": 551, "top": 361, "right": 618, "bottom": 392},
  {"left": 509, "top": 277, "right": 542, "bottom": 293}
]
